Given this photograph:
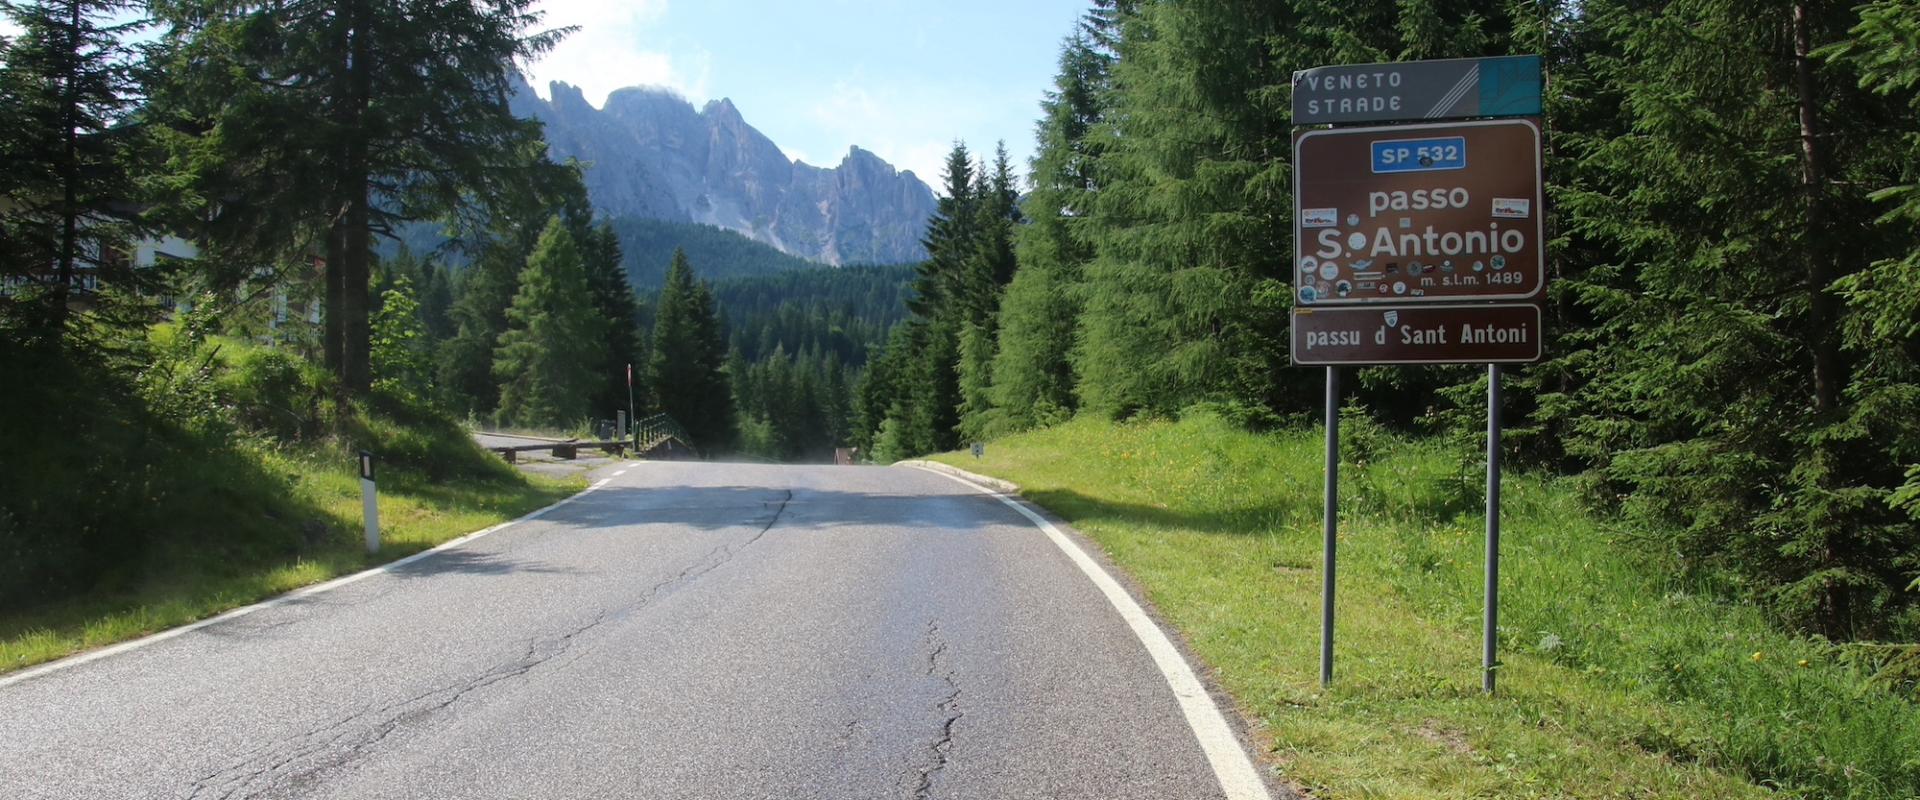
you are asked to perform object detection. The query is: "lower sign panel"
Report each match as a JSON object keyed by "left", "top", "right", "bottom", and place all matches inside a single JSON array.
[{"left": 1292, "top": 303, "right": 1542, "bottom": 365}]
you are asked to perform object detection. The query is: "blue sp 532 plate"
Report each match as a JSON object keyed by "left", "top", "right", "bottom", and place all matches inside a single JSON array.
[{"left": 1370, "top": 136, "right": 1466, "bottom": 173}]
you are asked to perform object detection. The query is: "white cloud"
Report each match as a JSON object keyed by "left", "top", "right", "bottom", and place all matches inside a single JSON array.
[{"left": 525, "top": 0, "right": 708, "bottom": 107}]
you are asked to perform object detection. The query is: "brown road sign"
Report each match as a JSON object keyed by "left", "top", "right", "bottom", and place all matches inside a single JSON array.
[
  {"left": 1292, "top": 118, "right": 1543, "bottom": 306},
  {"left": 1291, "top": 304, "right": 1543, "bottom": 365}
]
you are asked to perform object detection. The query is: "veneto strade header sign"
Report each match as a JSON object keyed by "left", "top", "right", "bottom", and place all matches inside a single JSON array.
[
  {"left": 1292, "top": 55, "right": 1542, "bottom": 126},
  {"left": 1291, "top": 118, "right": 1544, "bottom": 307}
]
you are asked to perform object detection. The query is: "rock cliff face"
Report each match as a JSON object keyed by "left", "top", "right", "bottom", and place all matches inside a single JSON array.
[{"left": 510, "top": 77, "right": 936, "bottom": 266}]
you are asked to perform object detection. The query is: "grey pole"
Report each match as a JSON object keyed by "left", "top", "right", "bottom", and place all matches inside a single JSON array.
[
  {"left": 1322, "top": 366, "right": 1340, "bottom": 687},
  {"left": 1484, "top": 365, "right": 1502, "bottom": 695}
]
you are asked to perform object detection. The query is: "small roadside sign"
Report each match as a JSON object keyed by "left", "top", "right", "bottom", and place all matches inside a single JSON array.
[
  {"left": 1292, "top": 118, "right": 1543, "bottom": 307},
  {"left": 1292, "top": 55, "right": 1541, "bottom": 126},
  {"left": 1291, "top": 304, "right": 1543, "bottom": 366}
]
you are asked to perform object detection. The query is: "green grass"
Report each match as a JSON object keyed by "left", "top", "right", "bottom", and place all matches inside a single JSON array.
[
  {"left": 0, "top": 440, "right": 581, "bottom": 676},
  {"left": 0, "top": 331, "right": 585, "bottom": 676},
  {"left": 933, "top": 413, "right": 1920, "bottom": 799},
  {"left": 0, "top": 437, "right": 583, "bottom": 675}
]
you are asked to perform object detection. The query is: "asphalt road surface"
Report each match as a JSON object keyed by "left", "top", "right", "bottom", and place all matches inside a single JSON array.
[{"left": 0, "top": 461, "right": 1273, "bottom": 800}]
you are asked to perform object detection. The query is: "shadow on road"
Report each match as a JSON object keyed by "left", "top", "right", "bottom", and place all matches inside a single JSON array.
[{"left": 535, "top": 484, "right": 1026, "bottom": 536}]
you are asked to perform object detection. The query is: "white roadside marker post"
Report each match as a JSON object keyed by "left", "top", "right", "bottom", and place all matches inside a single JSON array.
[{"left": 360, "top": 450, "right": 380, "bottom": 554}]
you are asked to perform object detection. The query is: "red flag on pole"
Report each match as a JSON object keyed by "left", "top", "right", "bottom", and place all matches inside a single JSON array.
[{"left": 627, "top": 363, "right": 633, "bottom": 387}]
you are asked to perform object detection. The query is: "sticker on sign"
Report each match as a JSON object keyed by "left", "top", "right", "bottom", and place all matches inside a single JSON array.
[
  {"left": 1491, "top": 198, "right": 1530, "bottom": 219},
  {"left": 1301, "top": 208, "right": 1339, "bottom": 228}
]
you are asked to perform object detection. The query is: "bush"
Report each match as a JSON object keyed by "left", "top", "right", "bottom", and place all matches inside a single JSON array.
[{"left": 218, "top": 347, "right": 333, "bottom": 441}]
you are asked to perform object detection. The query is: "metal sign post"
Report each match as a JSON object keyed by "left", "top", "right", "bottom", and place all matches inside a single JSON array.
[
  {"left": 359, "top": 451, "right": 379, "bottom": 555},
  {"left": 1484, "top": 366, "right": 1503, "bottom": 694},
  {"left": 1321, "top": 367, "right": 1340, "bottom": 687}
]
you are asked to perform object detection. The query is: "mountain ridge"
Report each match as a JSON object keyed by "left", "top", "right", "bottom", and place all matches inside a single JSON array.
[{"left": 510, "top": 76, "right": 937, "bottom": 266}]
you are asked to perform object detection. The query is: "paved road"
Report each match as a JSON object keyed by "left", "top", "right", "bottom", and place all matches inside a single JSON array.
[{"left": 0, "top": 462, "right": 1270, "bottom": 799}]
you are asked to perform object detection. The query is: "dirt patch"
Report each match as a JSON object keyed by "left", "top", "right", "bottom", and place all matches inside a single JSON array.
[{"left": 1416, "top": 720, "right": 1475, "bottom": 756}]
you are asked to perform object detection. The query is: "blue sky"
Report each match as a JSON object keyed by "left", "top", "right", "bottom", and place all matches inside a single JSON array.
[{"left": 526, "top": 0, "right": 1091, "bottom": 190}]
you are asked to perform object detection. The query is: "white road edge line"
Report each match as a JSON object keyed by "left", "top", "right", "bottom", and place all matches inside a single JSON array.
[
  {"left": 0, "top": 477, "right": 616, "bottom": 691},
  {"left": 908, "top": 465, "right": 1273, "bottom": 800}
]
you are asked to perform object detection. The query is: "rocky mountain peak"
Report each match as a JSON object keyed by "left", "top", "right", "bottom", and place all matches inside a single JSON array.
[{"left": 510, "top": 77, "right": 936, "bottom": 265}]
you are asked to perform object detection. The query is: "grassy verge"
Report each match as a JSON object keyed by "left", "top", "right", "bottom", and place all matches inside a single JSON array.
[
  {"left": 0, "top": 442, "right": 581, "bottom": 676},
  {"left": 934, "top": 414, "right": 1920, "bottom": 799},
  {"left": 0, "top": 328, "right": 585, "bottom": 676}
]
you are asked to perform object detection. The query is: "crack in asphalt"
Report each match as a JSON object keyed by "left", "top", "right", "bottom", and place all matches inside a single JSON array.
[
  {"left": 179, "top": 490, "right": 795, "bottom": 799},
  {"left": 182, "top": 612, "right": 610, "bottom": 800},
  {"left": 178, "top": 489, "right": 797, "bottom": 799},
  {"left": 908, "top": 620, "right": 963, "bottom": 800},
  {"left": 637, "top": 489, "right": 791, "bottom": 606}
]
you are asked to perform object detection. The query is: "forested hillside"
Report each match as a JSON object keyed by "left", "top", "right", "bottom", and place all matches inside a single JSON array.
[
  {"left": 711, "top": 264, "right": 914, "bottom": 462},
  {"left": 605, "top": 217, "right": 828, "bottom": 288},
  {"left": 858, "top": 0, "right": 1920, "bottom": 642}
]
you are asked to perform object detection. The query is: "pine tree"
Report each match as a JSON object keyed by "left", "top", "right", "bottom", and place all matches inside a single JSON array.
[
  {"left": 148, "top": 0, "right": 570, "bottom": 394},
  {"left": 492, "top": 217, "right": 604, "bottom": 429},
  {"left": 583, "top": 222, "right": 645, "bottom": 420},
  {"left": 1821, "top": 0, "right": 1920, "bottom": 547},
  {"left": 1556, "top": 0, "right": 1916, "bottom": 636},
  {"left": 648, "top": 249, "right": 736, "bottom": 453},
  {"left": 0, "top": 0, "right": 149, "bottom": 339},
  {"left": 1072, "top": 0, "right": 1296, "bottom": 418},
  {"left": 991, "top": 26, "right": 1114, "bottom": 431},
  {"left": 434, "top": 158, "right": 593, "bottom": 415}
]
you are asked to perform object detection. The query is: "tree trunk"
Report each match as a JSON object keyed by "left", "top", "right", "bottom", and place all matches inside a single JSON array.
[
  {"left": 1793, "top": 0, "right": 1841, "bottom": 417},
  {"left": 1792, "top": 0, "right": 1849, "bottom": 638},
  {"left": 324, "top": 222, "right": 345, "bottom": 375},
  {"left": 330, "top": 0, "right": 375, "bottom": 394},
  {"left": 49, "top": 0, "right": 82, "bottom": 333}
]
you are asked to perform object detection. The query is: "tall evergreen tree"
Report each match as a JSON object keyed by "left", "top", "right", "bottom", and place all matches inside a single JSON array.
[
  {"left": 492, "top": 216, "right": 603, "bottom": 429},
  {"left": 991, "top": 25, "right": 1115, "bottom": 432},
  {"left": 1822, "top": 0, "right": 1920, "bottom": 548},
  {"left": 434, "top": 156, "right": 592, "bottom": 415},
  {"left": 1555, "top": 0, "right": 1916, "bottom": 636},
  {"left": 1071, "top": 0, "right": 1293, "bottom": 418},
  {"left": 148, "top": 0, "right": 569, "bottom": 394},
  {"left": 649, "top": 249, "right": 735, "bottom": 452},
  {"left": 582, "top": 222, "right": 645, "bottom": 420},
  {"left": 0, "top": 0, "right": 149, "bottom": 339}
]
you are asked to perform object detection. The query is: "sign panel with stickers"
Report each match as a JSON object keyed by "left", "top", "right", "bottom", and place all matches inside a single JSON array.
[{"left": 1292, "top": 118, "right": 1543, "bottom": 309}]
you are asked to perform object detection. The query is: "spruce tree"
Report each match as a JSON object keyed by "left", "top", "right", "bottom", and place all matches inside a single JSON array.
[
  {"left": 0, "top": 0, "right": 149, "bottom": 339},
  {"left": 991, "top": 27, "right": 1113, "bottom": 431},
  {"left": 148, "top": 0, "right": 570, "bottom": 394},
  {"left": 582, "top": 222, "right": 645, "bottom": 420},
  {"left": 1557, "top": 0, "right": 1916, "bottom": 636},
  {"left": 648, "top": 249, "right": 736, "bottom": 453},
  {"left": 492, "top": 217, "right": 603, "bottom": 429}
]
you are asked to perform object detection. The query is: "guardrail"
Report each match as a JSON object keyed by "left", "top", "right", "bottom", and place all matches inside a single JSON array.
[
  {"left": 492, "top": 439, "right": 629, "bottom": 463},
  {"left": 482, "top": 414, "right": 697, "bottom": 463},
  {"left": 632, "top": 413, "right": 698, "bottom": 458}
]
